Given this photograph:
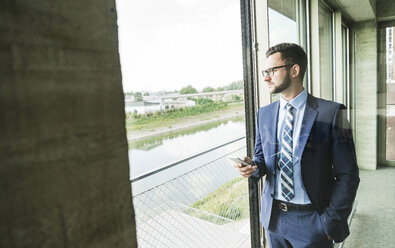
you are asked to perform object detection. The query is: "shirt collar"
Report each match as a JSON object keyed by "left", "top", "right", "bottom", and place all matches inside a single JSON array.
[{"left": 279, "top": 89, "right": 307, "bottom": 111}]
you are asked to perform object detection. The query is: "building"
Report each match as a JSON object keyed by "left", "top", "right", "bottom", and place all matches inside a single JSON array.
[{"left": 1, "top": 0, "right": 394, "bottom": 247}]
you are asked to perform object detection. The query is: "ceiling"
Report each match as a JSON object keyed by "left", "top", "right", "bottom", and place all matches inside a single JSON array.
[
  {"left": 326, "top": 0, "right": 395, "bottom": 23},
  {"left": 326, "top": 0, "right": 375, "bottom": 22}
]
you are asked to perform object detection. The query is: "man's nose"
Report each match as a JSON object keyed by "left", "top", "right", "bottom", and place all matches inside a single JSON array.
[{"left": 264, "top": 74, "right": 271, "bottom": 81}]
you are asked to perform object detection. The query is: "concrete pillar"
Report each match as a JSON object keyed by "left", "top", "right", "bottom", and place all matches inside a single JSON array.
[
  {"left": 0, "top": 1, "right": 137, "bottom": 247},
  {"left": 354, "top": 20, "right": 378, "bottom": 170},
  {"left": 160, "top": 98, "right": 164, "bottom": 113}
]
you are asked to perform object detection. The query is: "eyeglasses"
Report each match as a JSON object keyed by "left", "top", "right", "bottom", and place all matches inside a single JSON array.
[{"left": 262, "top": 64, "right": 294, "bottom": 78}]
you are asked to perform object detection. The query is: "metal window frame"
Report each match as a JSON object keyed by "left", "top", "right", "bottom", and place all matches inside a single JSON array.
[
  {"left": 240, "top": 0, "right": 262, "bottom": 246},
  {"left": 240, "top": 0, "right": 309, "bottom": 246}
]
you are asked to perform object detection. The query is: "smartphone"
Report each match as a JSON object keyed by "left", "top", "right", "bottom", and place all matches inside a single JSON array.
[{"left": 228, "top": 157, "right": 250, "bottom": 167}]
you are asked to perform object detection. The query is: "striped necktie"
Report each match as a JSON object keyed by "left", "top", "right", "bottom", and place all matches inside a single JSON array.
[{"left": 278, "top": 103, "right": 295, "bottom": 201}]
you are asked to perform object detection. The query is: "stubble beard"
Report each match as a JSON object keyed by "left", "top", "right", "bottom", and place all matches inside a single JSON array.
[{"left": 271, "top": 71, "right": 291, "bottom": 94}]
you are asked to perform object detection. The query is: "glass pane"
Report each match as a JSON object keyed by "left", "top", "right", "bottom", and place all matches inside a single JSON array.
[
  {"left": 268, "top": 0, "right": 298, "bottom": 46},
  {"left": 117, "top": 0, "right": 250, "bottom": 247},
  {"left": 268, "top": 0, "right": 299, "bottom": 102},
  {"left": 318, "top": 2, "right": 333, "bottom": 100},
  {"left": 386, "top": 27, "right": 395, "bottom": 161}
]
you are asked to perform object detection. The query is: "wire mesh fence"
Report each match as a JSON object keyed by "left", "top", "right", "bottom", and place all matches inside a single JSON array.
[{"left": 132, "top": 145, "right": 250, "bottom": 248}]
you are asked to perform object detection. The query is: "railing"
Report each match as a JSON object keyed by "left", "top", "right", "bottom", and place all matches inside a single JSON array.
[
  {"left": 125, "top": 90, "right": 244, "bottom": 103},
  {"left": 131, "top": 137, "right": 250, "bottom": 248}
]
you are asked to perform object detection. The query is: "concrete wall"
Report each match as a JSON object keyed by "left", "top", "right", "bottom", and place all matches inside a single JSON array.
[
  {"left": 0, "top": 1, "right": 137, "bottom": 247},
  {"left": 354, "top": 20, "right": 378, "bottom": 170}
]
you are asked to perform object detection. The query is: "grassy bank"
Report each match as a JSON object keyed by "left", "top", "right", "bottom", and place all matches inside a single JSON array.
[
  {"left": 184, "top": 177, "right": 249, "bottom": 224},
  {"left": 129, "top": 115, "right": 244, "bottom": 150},
  {"left": 126, "top": 101, "right": 244, "bottom": 135}
]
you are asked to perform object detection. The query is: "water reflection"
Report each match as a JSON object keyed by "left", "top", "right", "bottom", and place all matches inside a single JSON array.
[
  {"left": 129, "top": 117, "right": 245, "bottom": 180},
  {"left": 129, "top": 116, "right": 244, "bottom": 150}
]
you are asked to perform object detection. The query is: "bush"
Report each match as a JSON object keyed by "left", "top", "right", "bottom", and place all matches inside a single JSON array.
[
  {"left": 133, "top": 113, "right": 142, "bottom": 119},
  {"left": 134, "top": 92, "right": 143, "bottom": 101},
  {"left": 195, "top": 97, "right": 214, "bottom": 105},
  {"left": 231, "top": 94, "right": 241, "bottom": 102}
]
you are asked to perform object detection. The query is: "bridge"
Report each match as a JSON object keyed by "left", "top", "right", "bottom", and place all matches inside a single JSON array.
[
  {"left": 125, "top": 89, "right": 243, "bottom": 102},
  {"left": 126, "top": 90, "right": 244, "bottom": 112}
]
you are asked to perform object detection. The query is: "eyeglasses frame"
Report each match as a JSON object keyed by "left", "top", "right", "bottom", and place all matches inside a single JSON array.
[{"left": 262, "top": 64, "right": 295, "bottom": 78}]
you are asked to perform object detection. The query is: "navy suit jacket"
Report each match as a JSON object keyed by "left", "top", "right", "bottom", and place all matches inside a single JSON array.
[{"left": 252, "top": 94, "right": 359, "bottom": 243}]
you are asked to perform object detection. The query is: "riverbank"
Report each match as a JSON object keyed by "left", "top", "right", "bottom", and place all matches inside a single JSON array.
[{"left": 128, "top": 103, "right": 244, "bottom": 142}]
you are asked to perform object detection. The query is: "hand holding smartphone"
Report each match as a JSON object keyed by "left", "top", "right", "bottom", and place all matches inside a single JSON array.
[{"left": 228, "top": 157, "right": 250, "bottom": 167}]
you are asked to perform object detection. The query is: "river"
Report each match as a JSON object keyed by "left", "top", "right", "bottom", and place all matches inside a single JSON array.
[{"left": 129, "top": 118, "right": 247, "bottom": 196}]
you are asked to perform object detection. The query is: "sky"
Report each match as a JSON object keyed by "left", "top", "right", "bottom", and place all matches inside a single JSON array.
[
  {"left": 116, "top": 0, "right": 243, "bottom": 93},
  {"left": 268, "top": 8, "right": 297, "bottom": 47},
  {"left": 116, "top": 0, "right": 297, "bottom": 93}
]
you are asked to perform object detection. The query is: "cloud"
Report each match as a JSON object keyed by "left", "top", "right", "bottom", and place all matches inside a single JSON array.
[
  {"left": 270, "top": 27, "right": 297, "bottom": 46},
  {"left": 172, "top": 0, "right": 200, "bottom": 6}
]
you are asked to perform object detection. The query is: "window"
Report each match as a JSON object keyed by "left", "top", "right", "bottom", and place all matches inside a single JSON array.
[
  {"left": 385, "top": 26, "right": 395, "bottom": 161},
  {"left": 318, "top": 1, "right": 333, "bottom": 100},
  {"left": 268, "top": 0, "right": 299, "bottom": 46},
  {"left": 268, "top": 0, "right": 304, "bottom": 102},
  {"left": 117, "top": 0, "right": 250, "bottom": 246}
]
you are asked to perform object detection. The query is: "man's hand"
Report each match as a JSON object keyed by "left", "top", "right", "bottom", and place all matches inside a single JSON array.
[{"left": 233, "top": 156, "right": 257, "bottom": 178}]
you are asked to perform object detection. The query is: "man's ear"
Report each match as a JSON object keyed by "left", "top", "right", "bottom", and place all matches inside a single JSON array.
[{"left": 290, "top": 64, "right": 300, "bottom": 79}]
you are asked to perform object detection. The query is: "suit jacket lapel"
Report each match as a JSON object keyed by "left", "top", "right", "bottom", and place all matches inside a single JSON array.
[
  {"left": 296, "top": 94, "right": 318, "bottom": 159},
  {"left": 266, "top": 101, "right": 279, "bottom": 173}
]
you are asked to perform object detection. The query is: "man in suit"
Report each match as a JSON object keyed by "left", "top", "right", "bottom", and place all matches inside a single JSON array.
[{"left": 234, "top": 43, "right": 359, "bottom": 247}]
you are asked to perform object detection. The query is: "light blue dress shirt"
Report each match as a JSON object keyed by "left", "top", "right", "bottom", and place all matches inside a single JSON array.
[{"left": 274, "top": 89, "right": 311, "bottom": 204}]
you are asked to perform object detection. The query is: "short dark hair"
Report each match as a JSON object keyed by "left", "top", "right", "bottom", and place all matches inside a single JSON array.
[{"left": 266, "top": 43, "right": 307, "bottom": 81}]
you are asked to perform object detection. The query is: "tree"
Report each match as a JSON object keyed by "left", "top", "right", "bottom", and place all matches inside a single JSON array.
[
  {"left": 202, "top": 86, "right": 215, "bottom": 92},
  {"left": 134, "top": 92, "right": 143, "bottom": 101},
  {"left": 143, "top": 92, "right": 150, "bottom": 96},
  {"left": 124, "top": 91, "right": 134, "bottom": 100},
  {"left": 195, "top": 97, "right": 213, "bottom": 105},
  {"left": 180, "top": 85, "right": 198, "bottom": 94},
  {"left": 224, "top": 80, "right": 243, "bottom": 90}
]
